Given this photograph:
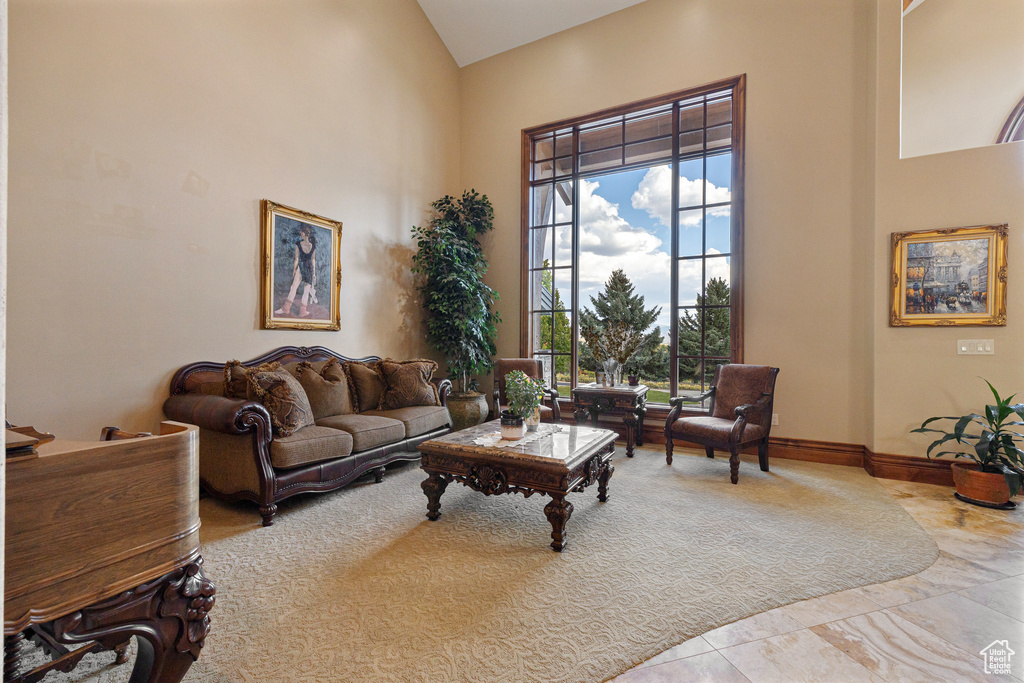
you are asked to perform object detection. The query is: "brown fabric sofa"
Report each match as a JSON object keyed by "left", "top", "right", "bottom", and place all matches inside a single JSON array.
[{"left": 163, "top": 346, "right": 452, "bottom": 526}]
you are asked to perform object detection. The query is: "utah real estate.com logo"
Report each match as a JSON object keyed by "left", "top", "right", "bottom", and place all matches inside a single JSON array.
[{"left": 980, "top": 640, "right": 1015, "bottom": 676}]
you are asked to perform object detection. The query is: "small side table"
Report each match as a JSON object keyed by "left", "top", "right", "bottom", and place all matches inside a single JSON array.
[{"left": 572, "top": 383, "right": 648, "bottom": 457}]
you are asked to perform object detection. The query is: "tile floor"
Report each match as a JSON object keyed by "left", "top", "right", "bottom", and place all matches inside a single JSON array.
[{"left": 613, "top": 472, "right": 1024, "bottom": 682}]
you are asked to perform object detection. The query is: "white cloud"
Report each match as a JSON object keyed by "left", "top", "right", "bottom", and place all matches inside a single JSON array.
[{"left": 631, "top": 165, "right": 731, "bottom": 228}]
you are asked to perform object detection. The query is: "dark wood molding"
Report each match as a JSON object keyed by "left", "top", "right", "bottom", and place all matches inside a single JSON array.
[
  {"left": 864, "top": 448, "right": 954, "bottom": 486},
  {"left": 565, "top": 405, "right": 953, "bottom": 487}
]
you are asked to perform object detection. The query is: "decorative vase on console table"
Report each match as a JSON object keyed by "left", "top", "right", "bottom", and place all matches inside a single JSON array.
[{"left": 602, "top": 359, "right": 622, "bottom": 387}]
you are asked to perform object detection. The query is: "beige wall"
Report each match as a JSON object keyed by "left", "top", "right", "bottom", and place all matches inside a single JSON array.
[
  {"left": 8, "top": 0, "right": 460, "bottom": 438},
  {"left": 901, "top": 0, "right": 1024, "bottom": 158},
  {"left": 459, "top": 0, "right": 877, "bottom": 445},
  {"left": 875, "top": 0, "right": 1024, "bottom": 455}
]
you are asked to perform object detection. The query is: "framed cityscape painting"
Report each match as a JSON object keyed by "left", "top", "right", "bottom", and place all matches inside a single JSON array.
[
  {"left": 261, "top": 199, "right": 342, "bottom": 330},
  {"left": 890, "top": 224, "right": 1007, "bottom": 327}
]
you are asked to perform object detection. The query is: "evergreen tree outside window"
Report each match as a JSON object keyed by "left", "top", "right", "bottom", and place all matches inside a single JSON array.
[{"left": 522, "top": 76, "right": 745, "bottom": 408}]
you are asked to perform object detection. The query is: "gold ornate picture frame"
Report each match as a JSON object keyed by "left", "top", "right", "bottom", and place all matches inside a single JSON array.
[
  {"left": 890, "top": 224, "right": 1007, "bottom": 327},
  {"left": 261, "top": 199, "right": 342, "bottom": 330}
]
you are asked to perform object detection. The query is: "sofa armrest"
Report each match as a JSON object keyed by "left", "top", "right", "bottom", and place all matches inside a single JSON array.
[
  {"left": 163, "top": 394, "right": 272, "bottom": 439},
  {"left": 431, "top": 378, "right": 453, "bottom": 407}
]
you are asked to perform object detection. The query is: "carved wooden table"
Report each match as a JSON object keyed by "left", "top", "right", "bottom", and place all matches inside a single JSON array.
[
  {"left": 572, "top": 383, "right": 648, "bottom": 457},
  {"left": 4, "top": 422, "right": 215, "bottom": 683},
  {"left": 418, "top": 421, "right": 616, "bottom": 552}
]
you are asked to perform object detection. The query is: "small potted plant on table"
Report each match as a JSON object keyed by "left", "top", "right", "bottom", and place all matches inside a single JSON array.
[
  {"left": 912, "top": 379, "right": 1024, "bottom": 509},
  {"left": 501, "top": 370, "right": 545, "bottom": 440}
]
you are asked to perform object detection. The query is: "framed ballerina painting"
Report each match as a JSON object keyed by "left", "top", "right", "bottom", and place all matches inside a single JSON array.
[{"left": 261, "top": 199, "right": 342, "bottom": 330}]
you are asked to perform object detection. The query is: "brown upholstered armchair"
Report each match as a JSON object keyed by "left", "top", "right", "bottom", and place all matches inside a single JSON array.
[
  {"left": 492, "top": 358, "right": 561, "bottom": 422},
  {"left": 664, "top": 364, "right": 779, "bottom": 484}
]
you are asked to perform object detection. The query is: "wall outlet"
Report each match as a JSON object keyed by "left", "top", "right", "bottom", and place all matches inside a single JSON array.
[{"left": 771, "top": 414, "right": 779, "bottom": 426}]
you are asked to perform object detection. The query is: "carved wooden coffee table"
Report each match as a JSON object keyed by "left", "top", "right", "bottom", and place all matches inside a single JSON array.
[{"left": 418, "top": 421, "right": 616, "bottom": 551}]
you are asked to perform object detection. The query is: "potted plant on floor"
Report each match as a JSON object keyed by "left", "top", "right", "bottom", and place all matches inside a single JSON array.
[
  {"left": 501, "top": 370, "right": 544, "bottom": 439},
  {"left": 412, "top": 190, "right": 500, "bottom": 431},
  {"left": 912, "top": 379, "right": 1024, "bottom": 509}
]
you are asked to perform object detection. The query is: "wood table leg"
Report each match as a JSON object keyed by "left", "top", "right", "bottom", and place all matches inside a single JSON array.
[
  {"left": 4, "top": 632, "right": 25, "bottom": 682},
  {"left": 598, "top": 461, "right": 614, "bottom": 502},
  {"left": 543, "top": 494, "right": 574, "bottom": 552},
  {"left": 635, "top": 406, "right": 646, "bottom": 446},
  {"left": 421, "top": 472, "right": 447, "bottom": 521},
  {"left": 623, "top": 413, "right": 637, "bottom": 457}
]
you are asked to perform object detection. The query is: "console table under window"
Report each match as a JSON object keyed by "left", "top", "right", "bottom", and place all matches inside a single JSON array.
[{"left": 572, "top": 384, "right": 648, "bottom": 458}]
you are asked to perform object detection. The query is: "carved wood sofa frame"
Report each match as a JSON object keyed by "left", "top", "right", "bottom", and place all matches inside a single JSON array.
[{"left": 163, "top": 346, "right": 452, "bottom": 526}]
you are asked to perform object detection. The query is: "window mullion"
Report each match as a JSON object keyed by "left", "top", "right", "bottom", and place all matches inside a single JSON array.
[
  {"left": 670, "top": 101, "right": 680, "bottom": 400},
  {"left": 570, "top": 127, "right": 580, "bottom": 394}
]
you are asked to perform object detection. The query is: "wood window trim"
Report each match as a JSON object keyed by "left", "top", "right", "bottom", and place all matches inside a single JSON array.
[{"left": 520, "top": 74, "right": 746, "bottom": 409}]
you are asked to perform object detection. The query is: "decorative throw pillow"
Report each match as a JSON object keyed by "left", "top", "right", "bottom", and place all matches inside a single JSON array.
[
  {"left": 245, "top": 370, "right": 314, "bottom": 436},
  {"left": 377, "top": 358, "right": 440, "bottom": 410},
  {"left": 224, "top": 360, "right": 281, "bottom": 399},
  {"left": 344, "top": 361, "right": 385, "bottom": 413},
  {"left": 282, "top": 359, "right": 332, "bottom": 378},
  {"left": 294, "top": 359, "right": 354, "bottom": 419}
]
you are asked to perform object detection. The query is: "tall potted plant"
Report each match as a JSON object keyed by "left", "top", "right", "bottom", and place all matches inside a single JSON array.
[
  {"left": 912, "top": 379, "right": 1024, "bottom": 509},
  {"left": 412, "top": 190, "right": 500, "bottom": 430}
]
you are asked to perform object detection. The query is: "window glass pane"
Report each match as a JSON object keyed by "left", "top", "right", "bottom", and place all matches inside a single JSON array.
[
  {"left": 678, "top": 209, "right": 703, "bottom": 257},
  {"left": 554, "top": 180, "right": 573, "bottom": 223},
  {"left": 707, "top": 123, "right": 732, "bottom": 150},
  {"left": 704, "top": 256, "right": 731, "bottom": 297},
  {"left": 679, "top": 102, "right": 704, "bottom": 132},
  {"left": 534, "top": 137, "right": 554, "bottom": 161},
  {"left": 679, "top": 130, "right": 703, "bottom": 155},
  {"left": 552, "top": 267, "right": 574, "bottom": 314},
  {"left": 704, "top": 306, "right": 731, "bottom": 358},
  {"left": 678, "top": 260, "right": 703, "bottom": 307},
  {"left": 579, "top": 122, "right": 622, "bottom": 152},
  {"left": 624, "top": 138, "right": 672, "bottom": 166},
  {"left": 625, "top": 111, "right": 673, "bottom": 143},
  {"left": 552, "top": 354, "right": 572, "bottom": 395},
  {"left": 530, "top": 269, "right": 553, "bottom": 310},
  {"left": 554, "top": 156, "right": 573, "bottom": 177},
  {"left": 554, "top": 224, "right": 572, "bottom": 266},
  {"left": 532, "top": 184, "right": 553, "bottom": 226},
  {"left": 579, "top": 148, "right": 621, "bottom": 173},
  {"left": 555, "top": 132, "right": 573, "bottom": 157},
  {"left": 677, "top": 306, "right": 703, "bottom": 397},
  {"left": 705, "top": 152, "right": 732, "bottom": 203},
  {"left": 679, "top": 158, "right": 704, "bottom": 209},
  {"left": 706, "top": 97, "right": 732, "bottom": 127},
  {"left": 533, "top": 160, "right": 553, "bottom": 181},
  {"left": 706, "top": 209, "right": 731, "bottom": 255},
  {"left": 532, "top": 312, "right": 552, "bottom": 354},
  {"left": 529, "top": 227, "right": 553, "bottom": 269}
]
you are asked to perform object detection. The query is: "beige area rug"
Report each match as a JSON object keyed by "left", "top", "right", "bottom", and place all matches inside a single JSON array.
[{"left": 39, "top": 446, "right": 938, "bottom": 682}]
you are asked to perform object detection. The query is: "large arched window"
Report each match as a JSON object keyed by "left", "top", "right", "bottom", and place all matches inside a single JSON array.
[{"left": 521, "top": 75, "right": 745, "bottom": 410}]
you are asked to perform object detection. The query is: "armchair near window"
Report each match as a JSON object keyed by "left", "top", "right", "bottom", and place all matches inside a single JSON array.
[
  {"left": 492, "top": 358, "right": 561, "bottom": 422},
  {"left": 664, "top": 364, "right": 779, "bottom": 484}
]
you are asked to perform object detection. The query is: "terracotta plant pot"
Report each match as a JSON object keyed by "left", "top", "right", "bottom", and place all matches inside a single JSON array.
[
  {"left": 446, "top": 392, "right": 489, "bottom": 432},
  {"left": 950, "top": 462, "right": 1014, "bottom": 508}
]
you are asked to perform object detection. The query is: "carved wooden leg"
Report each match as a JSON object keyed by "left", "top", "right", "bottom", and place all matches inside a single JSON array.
[
  {"left": 259, "top": 503, "right": 277, "bottom": 527},
  {"left": 705, "top": 446, "right": 715, "bottom": 459},
  {"left": 52, "top": 560, "right": 215, "bottom": 683},
  {"left": 729, "top": 447, "right": 740, "bottom": 484},
  {"left": 374, "top": 466, "right": 385, "bottom": 483},
  {"left": 598, "top": 461, "right": 614, "bottom": 502},
  {"left": 544, "top": 494, "right": 574, "bottom": 552},
  {"left": 635, "top": 407, "right": 646, "bottom": 446},
  {"left": 113, "top": 640, "right": 130, "bottom": 665},
  {"left": 665, "top": 435, "right": 674, "bottom": 465},
  {"left": 5, "top": 631, "right": 25, "bottom": 682},
  {"left": 421, "top": 472, "right": 447, "bottom": 521},
  {"left": 623, "top": 413, "right": 637, "bottom": 458},
  {"left": 758, "top": 442, "right": 770, "bottom": 472}
]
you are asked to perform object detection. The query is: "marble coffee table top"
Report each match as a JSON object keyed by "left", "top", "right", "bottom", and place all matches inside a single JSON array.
[{"left": 421, "top": 420, "right": 617, "bottom": 469}]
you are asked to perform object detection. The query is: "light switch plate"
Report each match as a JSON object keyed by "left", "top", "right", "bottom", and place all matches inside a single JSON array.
[{"left": 957, "top": 339, "right": 994, "bottom": 355}]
